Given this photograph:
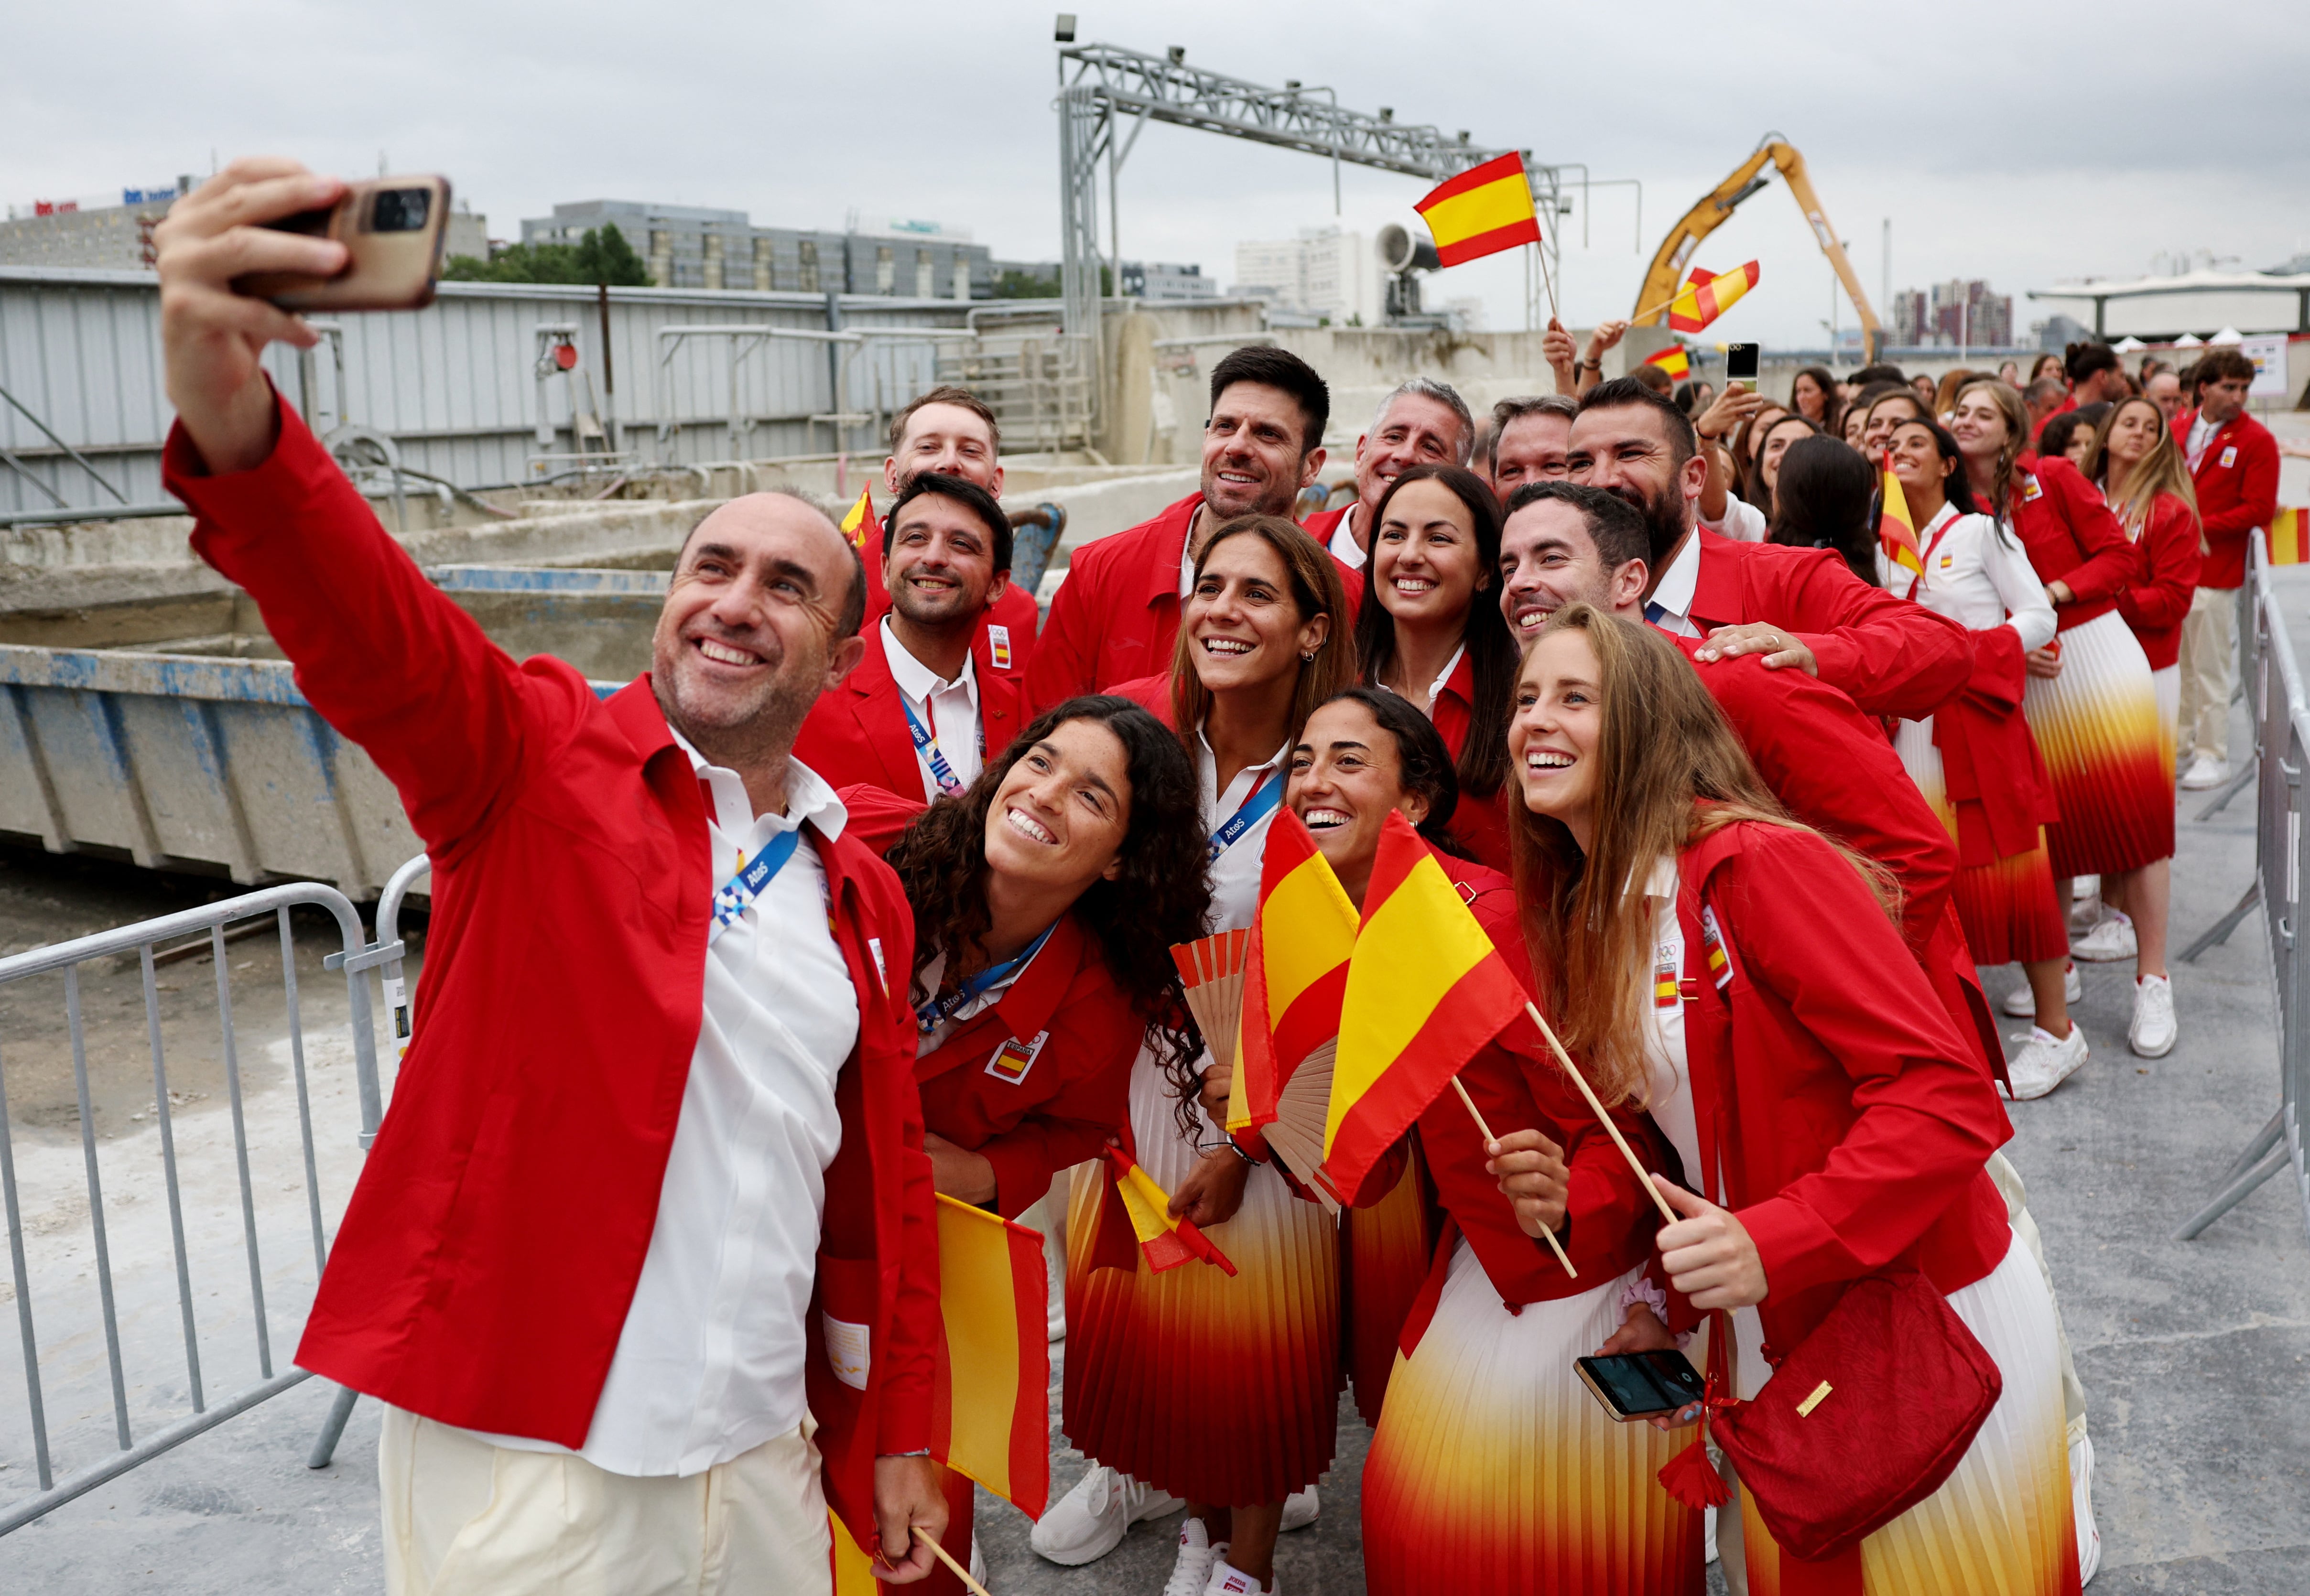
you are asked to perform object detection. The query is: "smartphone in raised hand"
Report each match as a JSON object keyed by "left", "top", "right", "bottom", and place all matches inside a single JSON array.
[
  {"left": 1724, "top": 342, "right": 1760, "bottom": 396},
  {"left": 237, "top": 176, "right": 451, "bottom": 312}
]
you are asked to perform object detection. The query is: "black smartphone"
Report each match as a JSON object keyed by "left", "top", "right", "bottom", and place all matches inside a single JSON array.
[
  {"left": 1574, "top": 1349, "right": 1706, "bottom": 1422},
  {"left": 1724, "top": 342, "right": 1760, "bottom": 394}
]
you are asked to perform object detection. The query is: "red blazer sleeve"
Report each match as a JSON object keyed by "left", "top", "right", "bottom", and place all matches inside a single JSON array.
[
  {"left": 974, "top": 996, "right": 1140, "bottom": 1217},
  {"left": 1026, "top": 550, "right": 1106, "bottom": 712},
  {"left": 837, "top": 785, "right": 931, "bottom": 856},
  {"left": 2118, "top": 495, "right": 2202, "bottom": 633},
  {"left": 1686, "top": 647, "right": 1955, "bottom": 956},
  {"left": 2204, "top": 426, "right": 2280, "bottom": 541},
  {"left": 1518, "top": 1050, "right": 1666, "bottom": 1268},
  {"left": 2045, "top": 460, "right": 2138, "bottom": 604},
  {"left": 1711, "top": 828, "right": 2009, "bottom": 1298},
  {"left": 1771, "top": 550, "right": 1971, "bottom": 720},
  {"left": 872, "top": 899, "right": 941, "bottom": 1457},
  {"left": 164, "top": 390, "right": 559, "bottom": 858}
]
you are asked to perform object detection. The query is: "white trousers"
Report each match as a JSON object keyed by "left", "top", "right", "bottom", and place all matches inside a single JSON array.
[{"left": 380, "top": 1408, "right": 831, "bottom": 1596}]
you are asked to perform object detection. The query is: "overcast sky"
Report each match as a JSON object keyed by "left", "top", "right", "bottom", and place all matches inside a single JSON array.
[{"left": 11, "top": 0, "right": 2310, "bottom": 346}]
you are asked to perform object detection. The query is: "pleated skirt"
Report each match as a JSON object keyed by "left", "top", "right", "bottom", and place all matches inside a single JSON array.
[
  {"left": 1340, "top": 1147, "right": 1438, "bottom": 1429},
  {"left": 1733, "top": 1235, "right": 2080, "bottom": 1596},
  {"left": 1361, "top": 1243, "right": 1703, "bottom": 1596},
  {"left": 2023, "top": 610, "right": 2171, "bottom": 877},
  {"left": 2153, "top": 662, "right": 2180, "bottom": 778},
  {"left": 1060, "top": 1051, "right": 1341, "bottom": 1505},
  {"left": 1895, "top": 718, "right": 2068, "bottom": 967}
]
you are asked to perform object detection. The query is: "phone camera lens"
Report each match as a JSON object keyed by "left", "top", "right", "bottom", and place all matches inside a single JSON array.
[{"left": 371, "top": 188, "right": 432, "bottom": 233}]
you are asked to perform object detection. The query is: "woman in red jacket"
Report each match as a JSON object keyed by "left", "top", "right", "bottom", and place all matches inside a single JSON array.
[
  {"left": 1952, "top": 378, "right": 2167, "bottom": 1092},
  {"left": 2071, "top": 397, "right": 2204, "bottom": 1057},
  {"left": 1352, "top": 464, "right": 1518, "bottom": 871},
  {"left": 1291, "top": 688, "right": 1694, "bottom": 1594},
  {"left": 1511, "top": 603, "right": 2077, "bottom": 1595}
]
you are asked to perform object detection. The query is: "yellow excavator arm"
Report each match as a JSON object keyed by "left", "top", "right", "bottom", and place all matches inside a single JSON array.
[{"left": 1634, "top": 134, "right": 1881, "bottom": 361}]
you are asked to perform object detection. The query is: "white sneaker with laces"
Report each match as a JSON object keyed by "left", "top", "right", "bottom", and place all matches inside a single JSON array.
[
  {"left": 2005, "top": 1025, "right": 2090, "bottom": 1101},
  {"left": 2072, "top": 1430, "right": 2102, "bottom": 1585},
  {"left": 1279, "top": 1486, "right": 1319, "bottom": 1532},
  {"left": 1205, "top": 1558, "right": 1276, "bottom": 1595},
  {"left": 2130, "top": 974, "right": 2177, "bottom": 1058},
  {"left": 2179, "top": 754, "right": 2226, "bottom": 790},
  {"left": 1162, "top": 1521, "right": 1224, "bottom": 1596},
  {"left": 1028, "top": 1465, "right": 1185, "bottom": 1566},
  {"left": 2071, "top": 911, "right": 2137, "bottom": 962},
  {"left": 2001, "top": 964, "right": 2081, "bottom": 1018}
]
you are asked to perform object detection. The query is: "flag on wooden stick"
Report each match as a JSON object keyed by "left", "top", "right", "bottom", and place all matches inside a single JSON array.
[
  {"left": 930, "top": 1194, "right": 1051, "bottom": 1518},
  {"left": 1413, "top": 151, "right": 1543, "bottom": 267},
  {"left": 1666, "top": 261, "right": 1761, "bottom": 333},
  {"left": 1878, "top": 449, "right": 1922, "bottom": 575},
  {"left": 841, "top": 486, "right": 888, "bottom": 609}
]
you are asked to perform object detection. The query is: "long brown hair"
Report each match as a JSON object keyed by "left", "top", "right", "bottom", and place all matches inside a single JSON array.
[
  {"left": 1507, "top": 604, "right": 1895, "bottom": 1105},
  {"left": 1170, "top": 514, "right": 1357, "bottom": 744},
  {"left": 2086, "top": 395, "right": 2199, "bottom": 535},
  {"left": 1954, "top": 378, "right": 2031, "bottom": 520}
]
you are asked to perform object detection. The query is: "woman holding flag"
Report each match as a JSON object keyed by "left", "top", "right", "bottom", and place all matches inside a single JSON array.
[
  {"left": 1050, "top": 515, "right": 1355, "bottom": 1596},
  {"left": 1509, "top": 602, "right": 2077, "bottom": 1596}
]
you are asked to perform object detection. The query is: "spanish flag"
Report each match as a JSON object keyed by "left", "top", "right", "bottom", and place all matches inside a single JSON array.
[
  {"left": 841, "top": 485, "right": 888, "bottom": 607},
  {"left": 2268, "top": 507, "right": 2309, "bottom": 566},
  {"left": 1666, "top": 261, "right": 1761, "bottom": 334},
  {"left": 1227, "top": 809, "right": 1360, "bottom": 1201},
  {"left": 1644, "top": 345, "right": 1692, "bottom": 382},
  {"left": 830, "top": 1510, "right": 882, "bottom": 1595},
  {"left": 1413, "top": 151, "right": 1542, "bottom": 268},
  {"left": 1322, "top": 812, "right": 1530, "bottom": 1201},
  {"left": 930, "top": 1194, "right": 1051, "bottom": 1517},
  {"left": 1098, "top": 1144, "right": 1237, "bottom": 1276},
  {"left": 1878, "top": 448, "right": 1921, "bottom": 575}
]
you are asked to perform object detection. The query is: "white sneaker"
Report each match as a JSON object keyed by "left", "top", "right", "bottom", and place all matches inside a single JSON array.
[
  {"left": 2072, "top": 1430, "right": 2102, "bottom": 1585},
  {"left": 1206, "top": 1559, "right": 1276, "bottom": 1595},
  {"left": 1705, "top": 1503, "right": 1719, "bottom": 1564},
  {"left": 2005, "top": 1025, "right": 2090, "bottom": 1101},
  {"left": 1162, "top": 1521, "right": 1224, "bottom": 1596},
  {"left": 969, "top": 1536, "right": 988, "bottom": 1589},
  {"left": 1029, "top": 1465, "right": 1185, "bottom": 1566},
  {"left": 2001, "top": 964, "right": 2081, "bottom": 1019},
  {"left": 2071, "top": 911, "right": 2137, "bottom": 962},
  {"left": 2130, "top": 974, "right": 2177, "bottom": 1058},
  {"left": 1279, "top": 1485, "right": 1319, "bottom": 1532},
  {"left": 2179, "top": 755, "right": 2226, "bottom": 790},
  {"left": 2069, "top": 878, "right": 2102, "bottom": 933}
]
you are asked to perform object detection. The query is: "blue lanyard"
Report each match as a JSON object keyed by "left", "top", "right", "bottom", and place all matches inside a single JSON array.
[
  {"left": 708, "top": 827, "right": 803, "bottom": 943},
  {"left": 1207, "top": 769, "right": 1284, "bottom": 863},
  {"left": 914, "top": 922, "right": 1057, "bottom": 1034},
  {"left": 900, "top": 696, "right": 977, "bottom": 799}
]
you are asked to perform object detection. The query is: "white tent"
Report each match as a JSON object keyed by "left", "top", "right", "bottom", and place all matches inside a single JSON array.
[
  {"left": 2174, "top": 333, "right": 2206, "bottom": 347},
  {"left": 2112, "top": 336, "right": 2147, "bottom": 352},
  {"left": 2211, "top": 326, "right": 2245, "bottom": 345}
]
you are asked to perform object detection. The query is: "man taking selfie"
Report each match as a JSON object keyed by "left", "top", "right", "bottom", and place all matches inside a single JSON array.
[{"left": 152, "top": 159, "right": 945, "bottom": 1596}]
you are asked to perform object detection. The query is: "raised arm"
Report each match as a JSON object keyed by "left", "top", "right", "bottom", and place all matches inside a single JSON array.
[{"left": 1777, "top": 544, "right": 1973, "bottom": 719}]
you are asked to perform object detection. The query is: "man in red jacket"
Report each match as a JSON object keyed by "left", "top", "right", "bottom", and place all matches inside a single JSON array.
[
  {"left": 1027, "top": 344, "right": 1361, "bottom": 708},
  {"left": 795, "top": 472, "right": 1026, "bottom": 799},
  {"left": 1299, "top": 376, "right": 1475, "bottom": 568},
  {"left": 2175, "top": 347, "right": 2281, "bottom": 788},
  {"left": 1563, "top": 376, "right": 1972, "bottom": 720},
  {"left": 154, "top": 161, "right": 943, "bottom": 1595},
  {"left": 878, "top": 385, "right": 1041, "bottom": 683}
]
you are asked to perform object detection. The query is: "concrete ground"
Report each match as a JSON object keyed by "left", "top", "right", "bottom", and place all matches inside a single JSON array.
[{"left": 5, "top": 586, "right": 2310, "bottom": 1591}]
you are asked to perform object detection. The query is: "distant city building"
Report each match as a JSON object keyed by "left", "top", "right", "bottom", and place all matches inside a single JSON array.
[
  {"left": 1, "top": 183, "right": 485, "bottom": 273},
  {"left": 1232, "top": 227, "right": 1380, "bottom": 325},
  {"left": 1888, "top": 279, "right": 2013, "bottom": 348},
  {"left": 521, "top": 200, "right": 991, "bottom": 298},
  {"left": 1119, "top": 260, "right": 1215, "bottom": 301}
]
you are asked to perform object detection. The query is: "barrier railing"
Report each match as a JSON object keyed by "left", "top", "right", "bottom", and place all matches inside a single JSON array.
[
  {"left": 2178, "top": 542, "right": 2310, "bottom": 1243},
  {"left": 0, "top": 881, "right": 390, "bottom": 1534}
]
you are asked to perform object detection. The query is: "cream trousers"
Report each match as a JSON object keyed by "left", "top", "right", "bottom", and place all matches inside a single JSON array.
[
  {"left": 2178, "top": 583, "right": 2240, "bottom": 764},
  {"left": 380, "top": 1408, "right": 831, "bottom": 1596}
]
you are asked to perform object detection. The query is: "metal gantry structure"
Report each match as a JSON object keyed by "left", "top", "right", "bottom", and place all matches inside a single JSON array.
[{"left": 1053, "top": 40, "right": 1572, "bottom": 409}]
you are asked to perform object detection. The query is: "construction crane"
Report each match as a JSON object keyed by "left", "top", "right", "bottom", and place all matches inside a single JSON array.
[{"left": 1634, "top": 134, "right": 1881, "bottom": 361}]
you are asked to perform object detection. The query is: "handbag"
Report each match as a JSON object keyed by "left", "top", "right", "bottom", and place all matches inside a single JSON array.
[{"left": 1659, "top": 1272, "right": 2003, "bottom": 1564}]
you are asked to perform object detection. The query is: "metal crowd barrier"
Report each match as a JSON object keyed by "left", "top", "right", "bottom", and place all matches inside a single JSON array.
[
  {"left": 0, "top": 879, "right": 393, "bottom": 1534},
  {"left": 2177, "top": 542, "right": 2310, "bottom": 1243}
]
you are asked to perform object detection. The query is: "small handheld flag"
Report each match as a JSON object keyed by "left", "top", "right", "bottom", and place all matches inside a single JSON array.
[
  {"left": 1644, "top": 346, "right": 1692, "bottom": 382},
  {"left": 1662, "top": 261, "right": 1761, "bottom": 334},
  {"left": 930, "top": 1194, "right": 1052, "bottom": 1518},
  {"left": 1878, "top": 449, "right": 1921, "bottom": 576},
  {"left": 841, "top": 486, "right": 889, "bottom": 609},
  {"left": 1413, "top": 152, "right": 1543, "bottom": 268},
  {"left": 1104, "top": 1146, "right": 1237, "bottom": 1275}
]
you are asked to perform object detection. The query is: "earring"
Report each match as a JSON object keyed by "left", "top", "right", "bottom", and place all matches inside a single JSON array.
[{"left": 1300, "top": 649, "right": 1316, "bottom": 662}]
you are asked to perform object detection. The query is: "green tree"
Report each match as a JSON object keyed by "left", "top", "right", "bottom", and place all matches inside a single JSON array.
[{"left": 442, "top": 223, "right": 652, "bottom": 287}]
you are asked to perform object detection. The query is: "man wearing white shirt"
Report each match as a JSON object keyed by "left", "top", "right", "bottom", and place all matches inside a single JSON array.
[
  {"left": 1300, "top": 377, "right": 1475, "bottom": 568},
  {"left": 797, "top": 472, "right": 1026, "bottom": 799}
]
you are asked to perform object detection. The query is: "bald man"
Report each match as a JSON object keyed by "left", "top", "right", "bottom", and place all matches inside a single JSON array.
[{"left": 154, "top": 159, "right": 944, "bottom": 1596}]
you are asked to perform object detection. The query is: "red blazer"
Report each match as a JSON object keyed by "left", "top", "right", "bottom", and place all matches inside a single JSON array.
[
  {"left": 793, "top": 622, "right": 1027, "bottom": 801},
  {"left": 1027, "top": 492, "right": 1366, "bottom": 711},
  {"left": 2114, "top": 490, "right": 2203, "bottom": 669},
  {"left": 164, "top": 397, "right": 939, "bottom": 1535},
  {"left": 1425, "top": 648, "right": 1513, "bottom": 873},
  {"left": 1301, "top": 500, "right": 1353, "bottom": 548},
  {"left": 843, "top": 787, "right": 1147, "bottom": 1219},
  {"left": 2175, "top": 408, "right": 2280, "bottom": 590},
  {"left": 1670, "top": 820, "right": 2013, "bottom": 1354},
  {"left": 1687, "top": 528, "right": 1971, "bottom": 720},
  {"left": 2006, "top": 456, "right": 2137, "bottom": 630}
]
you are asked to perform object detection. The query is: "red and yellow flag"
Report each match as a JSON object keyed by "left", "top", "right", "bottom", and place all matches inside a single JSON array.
[
  {"left": 1228, "top": 809, "right": 1358, "bottom": 1138},
  {"left": 841, "top": 485, "right": 888, "bottom": 608},
  {"left": 1644, "top": 345, "right": 1692, "bottom": 382},
  {"left": 1322, "top": 812, "right": 1529, "bottom": 1201},
  {"left": 1666, "top": 261, "right": 1761, "bottom": 334},
  {"left": 2268, "top": 507, "right": 2309, "bottom": 566},
  {"left": 1878, "top": 449, "right": 1921, "bottom": 575},
  {"left": 1413, "top": 151, "right": 1542, "bottom": 268},
  {"left": 1100, "top": 1145, "right": 1236, "bottom": 1275},
  {"left": 929, "top": 1194, "right": 1051, "bottom": 1517}
]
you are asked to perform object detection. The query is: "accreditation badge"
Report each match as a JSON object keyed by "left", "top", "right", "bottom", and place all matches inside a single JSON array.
[
  {"left": 2222, "top": 445, "right": 2238, "bottom": 469},
  {"left": 986, "top": 1028, "right": 1050, "bottom": 1085},
  {"left": 2021, "top": 474, "right": 2042, "bottom": 503},
  {"left": 988, "top": 624, "right": 1013, "bottom": 671}
]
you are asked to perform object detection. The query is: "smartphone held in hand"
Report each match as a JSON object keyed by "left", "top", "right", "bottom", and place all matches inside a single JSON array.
[
  {"left": 1575, "top": 1349, "right": 1707, "bottom": 1423},
  {"left": 1724, "top": 342, "right": 1760, "bottom": 395},
  {"left": 237, "top": 176, "right": 451, "bottom": 312}
]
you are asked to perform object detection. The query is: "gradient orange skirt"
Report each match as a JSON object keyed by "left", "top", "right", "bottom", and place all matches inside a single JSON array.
[
  {"left": 1361, "top": 1243, "right": 1703, "bottom": 1595},
  {"left": 1341, "top": 1146, "right": 1439, "bottom": 1429},
  {"left": 2153, "top": 661, "right": 2180, "bottom": 778},
  {"left": 1896, "top": 720, "right": 2068, "bottom": 967},
  {"left": 1731, "top": 1237, "right": 2079, "bottom": 1596},
  {"left": 2023, "top": 611, "right": 2171, "bottom": 878},
  {"left": 1062, "top": 1054, "right": 1341, "bottom": 1506}
]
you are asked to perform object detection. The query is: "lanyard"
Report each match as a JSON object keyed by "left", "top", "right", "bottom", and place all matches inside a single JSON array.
[
  {"left": 708, "top": 827, "right": 803, "bottom": 943},
  {"left": 900, "top": 695, "right": 978, "bottom": 799},
  {"left": 1207, "top": 769, "right": 1285, "bottom": 863},
  {"left": 914, "top": 922, "right": 1056, "bottom": 1034},
  {"left": 1912, "top": 506, "right": 1962, "bottom": 593}
]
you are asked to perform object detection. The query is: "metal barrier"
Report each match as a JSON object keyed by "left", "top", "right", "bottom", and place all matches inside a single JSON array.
[
  {"left": 0, "top": 880, "right": 390, "bottom": 1534},
  {"left": 2177, "top": 542, "right": 2310, "bottom": 1243}
]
